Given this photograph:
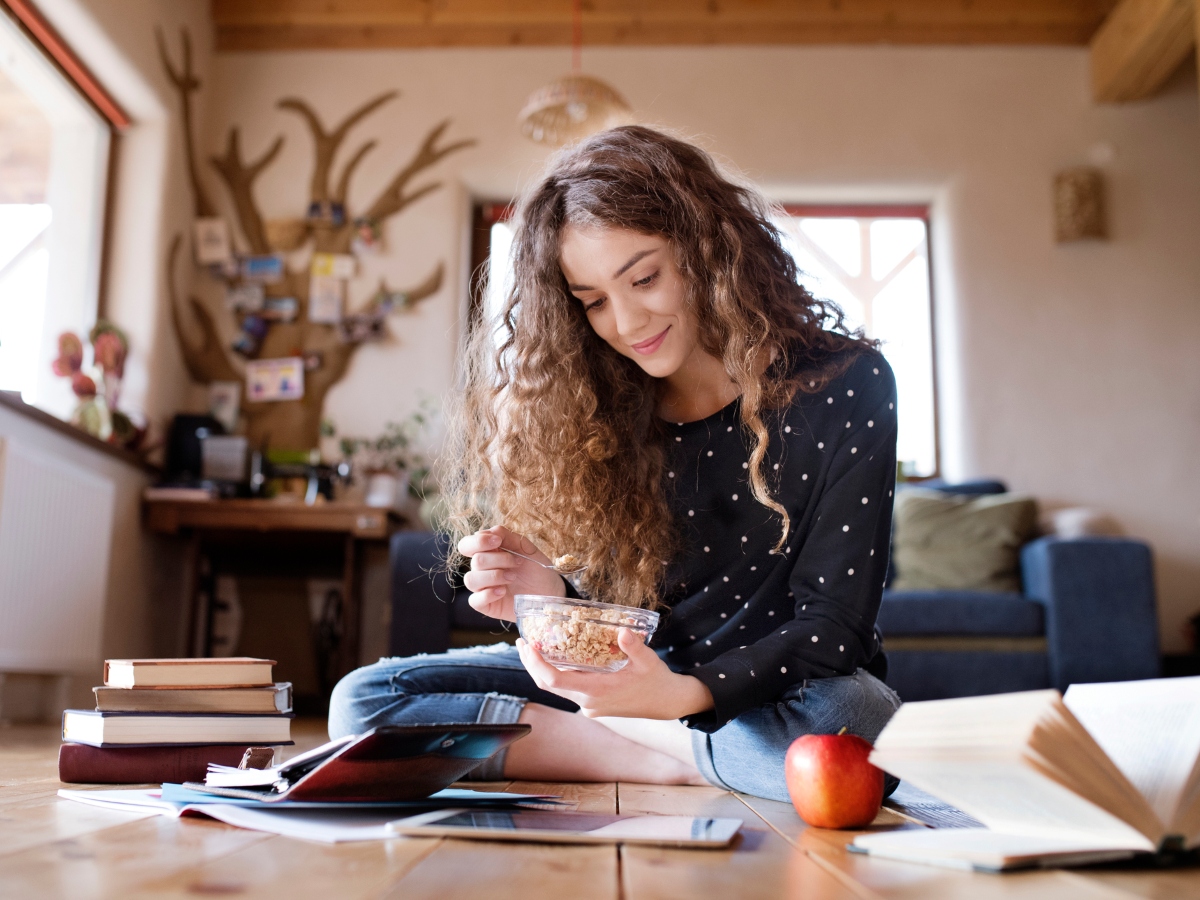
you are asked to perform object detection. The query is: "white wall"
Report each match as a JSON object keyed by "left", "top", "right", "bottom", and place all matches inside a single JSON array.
[
  {"left": 206, "top": 44, "right": 1200, "bottom": 653},
  {"left": 0, "top": 404, "right": 187, "bottom": 715},
  {"left": 0, "top": 0, "right": 211, "bottom": 714}
]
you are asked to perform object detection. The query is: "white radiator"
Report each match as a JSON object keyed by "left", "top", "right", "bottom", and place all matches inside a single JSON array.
[{"left": 0, "top": 437, "right": 114, "bottom": 673}]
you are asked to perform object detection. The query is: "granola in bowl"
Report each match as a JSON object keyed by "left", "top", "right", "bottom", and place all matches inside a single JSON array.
[{"left": 514, "top": 595, "right": 660, "bottom": 673}]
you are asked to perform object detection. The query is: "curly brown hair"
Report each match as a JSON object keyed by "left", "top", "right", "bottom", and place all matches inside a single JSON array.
[{"left": 442, "top": 126, "right": 871, "bottom": 609}]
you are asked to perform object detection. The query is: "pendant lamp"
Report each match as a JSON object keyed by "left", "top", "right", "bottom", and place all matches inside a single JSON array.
[{"left": 518, "top": 0, "right": 632, "bottom": 146}]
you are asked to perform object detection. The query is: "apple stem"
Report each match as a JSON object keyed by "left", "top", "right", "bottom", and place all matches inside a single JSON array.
[{"left": 837, "top": 726, "right": 848, "bottom": 736}]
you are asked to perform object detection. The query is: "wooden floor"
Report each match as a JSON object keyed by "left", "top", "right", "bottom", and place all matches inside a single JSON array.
[{"left": 2, "top": 720, "right": 1197, "bottom": 899}]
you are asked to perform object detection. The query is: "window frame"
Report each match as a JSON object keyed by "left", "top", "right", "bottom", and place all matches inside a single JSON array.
[
  {"left": 778, "top": 203, "right": 941, "bottom": 481},
  {"left": 1, "top": 0, "right": 128, "bottom": 318}
]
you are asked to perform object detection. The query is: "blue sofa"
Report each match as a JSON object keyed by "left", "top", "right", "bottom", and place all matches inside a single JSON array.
[{"left": 878, "top": 481, "right": 1161, "bottom": 701}]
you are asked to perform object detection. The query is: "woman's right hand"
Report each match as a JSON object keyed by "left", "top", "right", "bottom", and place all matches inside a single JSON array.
[{"left": 457, "top": 525, "right": 567, "bottom": 622}]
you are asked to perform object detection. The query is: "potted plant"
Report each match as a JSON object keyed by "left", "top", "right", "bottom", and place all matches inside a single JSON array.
[{"left": 326, "top": 399, "right": 437, "bottom": 509}]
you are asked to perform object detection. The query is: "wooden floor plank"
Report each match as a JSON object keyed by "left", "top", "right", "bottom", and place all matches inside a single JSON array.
[
  {"left": 0, "top": 792, "right": 162, "bottom": 860},
  {"left": 382, "top": 838, "right": 619, "bottom": 900},
  {"left": 736, "top": 793, "right": 1157, "bottom": 900},
  {"left": 381, "top": 781, "right": 619, "bottom": 900},
  {"left": 125, "top": 831, "right": 442, "bottom": 899},
  {"left": 1062, "top": 868, "right": 1200, "bottom": 900},
  {"left": 0, "top": 815, "right": 272, "bottom": 898},
  {"left": 617, "top": 783, "right": 857, "bottom": 900},
  {"left": 508, "top": 780, "right": 617, "bottom": 813}
]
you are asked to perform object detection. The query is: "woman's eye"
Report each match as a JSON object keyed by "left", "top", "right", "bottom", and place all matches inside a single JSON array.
[
  {"left": 634, "top": 271, "right": 659, "bottom": 288},
  {"left": 584, "top": 297, "right": 606, "bottom": 312}
]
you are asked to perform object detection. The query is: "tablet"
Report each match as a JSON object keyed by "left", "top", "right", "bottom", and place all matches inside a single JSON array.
[{"left": 387, "top": 808, "right": 742, "bottom": 848}]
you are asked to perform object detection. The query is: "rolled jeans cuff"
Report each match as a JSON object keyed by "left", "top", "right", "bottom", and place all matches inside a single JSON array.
[{"left": 464, "top": 692, "right": 527, "bottom": 781}]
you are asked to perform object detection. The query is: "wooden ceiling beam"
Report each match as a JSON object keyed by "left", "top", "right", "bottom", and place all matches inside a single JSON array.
[
  {"left": 212, "top": 1, "right": 1121, "bottom": 52},
  {"left": 1090, "top": 0, "right": 1196, "bottom": 101}
]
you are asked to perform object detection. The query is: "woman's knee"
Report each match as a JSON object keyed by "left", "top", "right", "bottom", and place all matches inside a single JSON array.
[
  {"left": 845, "top": 669, "right": 902, "bottom": 742},
  {"left": 327, "top": 658, "right": 402, "bottom": 739}
]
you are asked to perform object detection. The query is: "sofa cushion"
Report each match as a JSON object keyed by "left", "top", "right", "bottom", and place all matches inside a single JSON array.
[
  {"left": 886, "top": 479, "right": 1009, "bottom": 587},
  {"left": 878, "top": 590, "right": 1045, "bottom": 637},
  {"left": 891, "top": 489, "right": 1039, "bottom": 592}
]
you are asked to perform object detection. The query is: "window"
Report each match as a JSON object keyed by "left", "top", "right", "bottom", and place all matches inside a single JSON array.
[
  {"left": 0, "top": 2, "right": 121, "bottom": 418},
  {"left": 469, "top": 201, "right": 938, "bottom": 477},
  {"left": 775, "top": 206, "right": 938, "bottom": 477},
  {"left": 468, "top": 202, "right": 515, "bottom": 341}
]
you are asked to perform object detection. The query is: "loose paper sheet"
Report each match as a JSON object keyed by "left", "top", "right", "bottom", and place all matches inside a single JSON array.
[
  {"left": 193, "top": 218, "right": 232, "bottom": 265},
  {"left": 308, "top": 274, "right": 344, "bottom": 323},
  {"left": 246, "top": 357, "right": 305, "bottom": 402},
  {"left": 310, "top": 252, "right": 357, "bottom": 279}
]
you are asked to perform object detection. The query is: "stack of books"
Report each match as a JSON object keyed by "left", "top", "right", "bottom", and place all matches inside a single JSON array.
[{"left": 59, "top": 657, "right": 293, "bottom": 784}]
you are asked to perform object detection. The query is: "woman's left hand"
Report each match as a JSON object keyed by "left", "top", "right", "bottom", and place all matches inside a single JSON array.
[{"left": 516, "top": 628, "right": 715, "bottom": 720}]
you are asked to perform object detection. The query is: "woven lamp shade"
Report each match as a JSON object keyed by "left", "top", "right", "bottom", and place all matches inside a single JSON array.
[{"left": 518, "top": 74, "right": 633, "bottom": 147}]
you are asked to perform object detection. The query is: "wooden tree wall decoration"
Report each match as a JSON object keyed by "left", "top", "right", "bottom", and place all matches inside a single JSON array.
[{"left": 159, "top": 28, "right": 475, "bottom": 451}]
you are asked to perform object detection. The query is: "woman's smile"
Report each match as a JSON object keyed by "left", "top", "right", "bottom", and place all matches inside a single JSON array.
[
  {"left": 631, "top": 326, "right": 671, "bottom": 355},
  {"left": 558, "top": 224, "right": 738, "bottom": 421}
]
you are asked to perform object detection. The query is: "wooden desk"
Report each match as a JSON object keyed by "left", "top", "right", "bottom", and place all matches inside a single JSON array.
[
  {"left": 3, "top": 721, "right": 1197, "bottom": 899},
  {"left": 144, "top": 498, "right": 403, "bottom": 696}
]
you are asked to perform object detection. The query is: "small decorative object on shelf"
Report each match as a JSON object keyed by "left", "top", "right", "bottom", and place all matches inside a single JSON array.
[{"left": 51, "top": 321, "right": 144, "bottom": 450}]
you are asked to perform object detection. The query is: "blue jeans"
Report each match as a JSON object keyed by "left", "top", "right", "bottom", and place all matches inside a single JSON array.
[{"left": 328, "top": 643, "right": 901, "bottom": 802}]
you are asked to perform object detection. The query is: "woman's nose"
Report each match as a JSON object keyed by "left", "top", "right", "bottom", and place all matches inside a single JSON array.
[{"left": 610, "top": 294, "right": 649, "bottom": 338}]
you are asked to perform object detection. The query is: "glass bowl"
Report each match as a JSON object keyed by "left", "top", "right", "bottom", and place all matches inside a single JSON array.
[{"left": 514, "top": 594, "right": 660, "bottom": 673}]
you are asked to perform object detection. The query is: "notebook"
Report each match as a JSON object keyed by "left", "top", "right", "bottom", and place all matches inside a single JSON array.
[{"left": 851, "top": 677, "right": 1200, "bottom": 871}]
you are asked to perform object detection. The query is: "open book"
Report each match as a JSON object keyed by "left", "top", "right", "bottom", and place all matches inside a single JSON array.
[{"left": 852, "top": 677, "right": 1200, "bottom": 871}]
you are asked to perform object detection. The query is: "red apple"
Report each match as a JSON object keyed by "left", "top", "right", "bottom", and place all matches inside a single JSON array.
[{"left": 785, "top": 731, "right": 884, "bottom": 829}]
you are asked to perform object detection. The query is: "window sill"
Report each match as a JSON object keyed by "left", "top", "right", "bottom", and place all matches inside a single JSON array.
[{"left": 0, "top": 391, "right": 158, "bottom": 475}]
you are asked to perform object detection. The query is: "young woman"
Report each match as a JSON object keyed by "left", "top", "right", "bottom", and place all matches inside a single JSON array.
[{"left": 329, "top": 126, "right": 901, "bottom": 802}]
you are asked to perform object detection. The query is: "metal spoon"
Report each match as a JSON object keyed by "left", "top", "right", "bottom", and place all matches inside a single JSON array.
[{"left": 501, "top": 547, "right": 588, "bottom": 574}]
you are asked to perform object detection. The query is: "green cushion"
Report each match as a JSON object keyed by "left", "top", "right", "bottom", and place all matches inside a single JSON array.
[{"left": 891, "top": 489, "right": 1039, "bottom": 592}]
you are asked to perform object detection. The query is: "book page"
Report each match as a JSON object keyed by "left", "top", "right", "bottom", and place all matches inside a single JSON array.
[
  {"left": 871, "top": 759, "right": 1155, "bottom": 851},
  {"left": 851, "top": 828, "right": 1142, "bottom": 871},
  {"left": 1065, "top": 677, "right": 1200, "bottom": 831}
]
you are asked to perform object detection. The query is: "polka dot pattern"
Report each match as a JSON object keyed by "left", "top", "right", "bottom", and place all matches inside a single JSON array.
[{"left": 653, "top": 351, "right": 897, "bottom": 733}]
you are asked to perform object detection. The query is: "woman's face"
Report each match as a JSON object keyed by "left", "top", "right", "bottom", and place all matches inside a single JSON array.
[{"left": 559, "top": 225, "right": 700, "bottom": 381}]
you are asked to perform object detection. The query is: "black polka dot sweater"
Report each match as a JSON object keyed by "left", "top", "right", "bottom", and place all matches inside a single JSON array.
[{"left": 654, "top": 349, "right": 898, "bottom": 733}]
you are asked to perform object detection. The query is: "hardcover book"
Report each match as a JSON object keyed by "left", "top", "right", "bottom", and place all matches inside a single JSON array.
[
  {"left": 58, "top": 743, "right": 256, "bottom": 784},
  {"left": 62, "top": 710, "right": 293, "bottom": 748},
  {"left": 93, "top": 683, "right": 292, "bottom": 714},
  {"left": 103, "top": 658, "right": 275, "bottom": 689}
]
